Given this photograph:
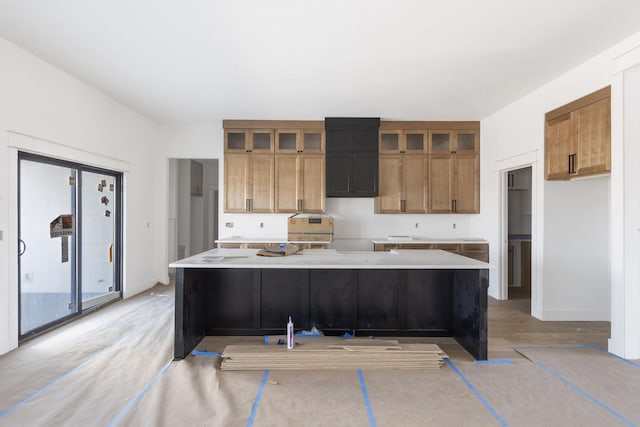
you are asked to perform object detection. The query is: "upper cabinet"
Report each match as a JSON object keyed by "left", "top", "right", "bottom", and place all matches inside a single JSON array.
[
  {"left": 224, "top": 121, "right": 325, "bottom": 213},
  {"left": 275, "top": 129, "right": 325, "bottom": 153},
  {"left": 376, "top": 129, "right": 428, "bottom": 213},
  {"left": 325, "top": 118, "right": 380, "bottom": 197},
  {"left": 274, "top": 128, "right": 325, "bottom": 213},
  {"left": 428, "top": 130, "right": 479, "bottom": 213},
  {"left": 224, "top": 128, "right": 274, "bottom": 213},
  {"left": 225, "top": 129, "right": 274, "bottom": 153},
  {"left": 545, "top": 86, "right": 611, "bottom": 180}
]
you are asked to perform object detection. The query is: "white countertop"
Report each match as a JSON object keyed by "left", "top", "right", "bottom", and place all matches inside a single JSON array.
[
  {"left": 170, "top": 248, "right": 490, "bottom": 270},
  {"left": 216, "top": 237, "right": 331, "bottom": 245},
  {"left": 371, "top": 237, "right": 488, "bottom": 245}
]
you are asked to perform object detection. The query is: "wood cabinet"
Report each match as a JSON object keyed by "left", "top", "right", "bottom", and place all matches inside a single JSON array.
[
  {"left": 224, "top": 129, "right": 275, "bottom": 212},
  {"left": 545, "top": 86, "right": 611, "bottom": 180},
  {"left": 224, "top": 121, "right": 325, "bottom": 213},
  {"left": 275, "top": 128, "right": 325, "bottom": 213},
  {"left": 376, "top": 129, "right": 428, "bottom": 213},
  {"left": 373, "top": 242, "right": 489, "bottom": 262},
  {"left": 428, "top": 130, "right": 479, "bottom": 213},
  {"left": 224, "top": 152, "right": 274, "bottom": 213}
]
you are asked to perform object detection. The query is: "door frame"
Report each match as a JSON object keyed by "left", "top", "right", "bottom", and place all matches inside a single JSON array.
[
  {"left": 17, "top": 152, "right": 123, "bottom": 339},
  {"left": 8, "top": 131, "right": 128, "bottom": 348},
  {"left": 494, "top": 150, "right": 542, "bottom": 318}
]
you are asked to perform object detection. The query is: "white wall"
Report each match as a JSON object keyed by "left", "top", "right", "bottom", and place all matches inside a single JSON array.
[
  {"left": 478, "top": 36, "right": 618, "bottom": 321},
  {"left": 610, "top": 40, "right": 640, "bottom": 358},
  {"left": 0, "top": 37, "right": 164, "bottom": 355}
]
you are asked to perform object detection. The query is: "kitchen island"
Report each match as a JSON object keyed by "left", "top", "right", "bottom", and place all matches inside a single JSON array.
[{"left": 170, "top": 248, "right": 489, "bottom": 360}]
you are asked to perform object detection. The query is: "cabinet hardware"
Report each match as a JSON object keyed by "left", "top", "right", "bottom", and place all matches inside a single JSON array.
[
  {"left": 452, "top": 199, "right": 457, "bottom": 212},
  {"left": 568, "top": 153, "right": 577, "bottom": 174},
  {"left": 297, "top": 199, "right": 302, "bottom": 212},
  {"left": 245, "top": 199, "right": 250, "bottom": 211},
  {"left": 401, "top": 199, "right": 406, "bottom": 212}
]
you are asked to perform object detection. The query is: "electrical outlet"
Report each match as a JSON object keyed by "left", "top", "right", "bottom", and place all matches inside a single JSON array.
[
  {"left": 415, "top": 223, "right": 419, "bottom": 229},
  {"left": 0, "top": 230, "right": 3, "bottom": 241},
  {"left": 225, "top": 222, "right": 234, "bottom": 228},
  {"left": 260, "top": 222, "right": 264, "bottom": 228},
  {"left": 453, "top": 223, "right": 457, "bottom": 229}
]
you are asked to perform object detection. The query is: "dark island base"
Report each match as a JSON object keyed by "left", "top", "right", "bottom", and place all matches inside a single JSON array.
[{"left": 174, "top": 267, "right": 488, "bottom": 360}]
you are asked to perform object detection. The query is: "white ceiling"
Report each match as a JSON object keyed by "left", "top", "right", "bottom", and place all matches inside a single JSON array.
[{"left": 1, "top": 1, "right": 639, "bottom": 123}]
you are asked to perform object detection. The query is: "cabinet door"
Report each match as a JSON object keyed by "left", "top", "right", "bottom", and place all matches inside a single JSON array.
[
  {"left": 225, "top": 130, "right": 249, "bottom": 152},
  {"left": 576, "top": 97, "right": 610, "bottom": 176},
  {"left": 545, "top": 114, "right": 573, "bottom": 180},
  {"left": 454, "top": 131, "right": 478, "bottom": 155},
  {"left": 454, "top": 155, "right": 479, "bottom": 213},
  {"left": 403, "top": 154, "right": 428, "bottom": 213},
  {"left": 300, "top": 154, "right": 325, "bottom": 213},
  {"left": 224, "top": 154, "right": 249, "bottom": 212},
  {"left": 357, "top": 270, "right": 399, "bottom": 330},
  {"left": 352, "top": 153, "right": 378, "bottom": 196},
  {"left": 326, "top": 153, "right": 351, "bottom": 196},
  {"left": 380, "top": 131, "right": 402, "bottom": 153},
  {"left": 309, "top": 270, "right": 357, "bottom": 331},
  {"left": 275, "top": 130, "right": 299, "bottom": 153},
  {"left": 274, "top": 154, "right": 298, "bottom": 213},
  {"left": 302, "top": 130, "right": 325, "bottom": 153},
  {"left": 250, "top": 130, "right": 274, "bottom": 153},
  {"left": 375, "top": 154, "right": 403, "bottom": 213},
  {"left": 429, "top": 154, "right": 453, "bottom": 213},
  {"left": 250, "top": 153, "right": 274, "bottom": 212}
]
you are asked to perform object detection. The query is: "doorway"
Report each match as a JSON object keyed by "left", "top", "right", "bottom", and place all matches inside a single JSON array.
[
  {"left": 168, "top": 158, "right": 219, "bottom": 265},
  {"left": 18, "top": 153, "right": 122, "bottom": 339},
  {"left": 506, "top": 167, "right": 532, "bottom": 300}
]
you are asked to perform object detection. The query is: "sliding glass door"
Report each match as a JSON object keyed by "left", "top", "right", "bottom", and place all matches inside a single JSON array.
[
  {"left": 80, "top": 171, "right": 120, "bottom": 310},
  {"left": 18, "top": 153, "right": 122, "bottom": 338}
]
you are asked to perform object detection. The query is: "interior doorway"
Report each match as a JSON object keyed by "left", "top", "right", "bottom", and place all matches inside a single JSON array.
[
  {"left": 18, "top": 153, "right": 122, "bottom": 339},
  {"left": 506, "top": 167, "right": 532, "bottom": 300},
  {"left": 168, "top": 159, "right": 219, "bottom": 266}
]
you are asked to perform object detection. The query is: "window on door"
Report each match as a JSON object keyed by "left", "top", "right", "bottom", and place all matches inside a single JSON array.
[{"left": 18, "top": 153, "right": 122, "bottom": 339}]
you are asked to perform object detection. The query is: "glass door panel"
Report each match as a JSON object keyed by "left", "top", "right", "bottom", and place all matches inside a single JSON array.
[
  {"left": 19, "top": 158, "right": 77, "bottom": 336},
  {"left": 81, "top": 171, "right": 119, "bottom": 309}
]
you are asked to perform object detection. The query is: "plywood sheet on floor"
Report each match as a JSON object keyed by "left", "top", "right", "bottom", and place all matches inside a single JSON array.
[{"left": 220, "top": 339, "right": 447, "bottom": 370}]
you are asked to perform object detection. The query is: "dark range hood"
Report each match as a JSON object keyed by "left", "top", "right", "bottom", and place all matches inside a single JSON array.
[{"left": 325, "top": 117, "right": 380, "bottom": 197}]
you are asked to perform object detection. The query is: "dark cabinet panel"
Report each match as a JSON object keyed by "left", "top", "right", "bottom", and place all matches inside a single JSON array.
[
  {"left": 405, "top": 270, "right": 451, "bottom": 332},
  {"left": 325, "top": 117, "right": 380, "bottom": 197},
  {"left": 326, "top": 128, "right": 353, "bottom": 152},
  {"left": 352, "top": 153, "right": 378, "bottom": 195},
  {"left": 309, "top": 270, "right": 357, "bottom": 331},
  {"left": 175, "top": 266, "right": 488, "bottom": 360},
  {"left": 326, "top": 153, "right": 352, "bottom": 196},
  {"left": 204, "top": 269, "right": 256, "bottom": 330},
  {"left": 260, "top": 269, "right": 307, "bottom": 329},
  {"left": 357, "top": 270, "right": 399, "bottom": 330},
  {"left": 353, "top": 127, "right": 379, "bottom": 152}
]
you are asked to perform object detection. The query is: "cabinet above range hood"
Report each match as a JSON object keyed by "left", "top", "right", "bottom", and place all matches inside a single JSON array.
[{"left": 325, "top": 117, "right": 380, "bottom": 197}]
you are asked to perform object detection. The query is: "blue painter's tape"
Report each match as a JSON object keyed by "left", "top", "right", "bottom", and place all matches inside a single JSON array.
[
  {"left": 445, "top": 359, "right": 508, "bottom": 427},
  {"left": 107, "top": 361, "right": 173, "bottom": 427},
  {"left": 474, "top": 359, "right": 514, "bottom": 365},
  {"left": 357, "top": 369, "right": 377, "bottom": 427},
  {"left": 191, "top": 350, "right": 221, "bottom": 357},
  {"left": 594, "top": 346, "right": 640, "bottom": 369},
  {"left": 0, "top": 304, "right": 174, "bottom": 421},
  {"left": 535, "top": 361, "right": 635, "bottom": 426},
  {"left": 246, "top": 370, "right": 269, "bottom": 427},
  {"left": 295, "top": 333, "right": 324, "bottom": 337}
]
